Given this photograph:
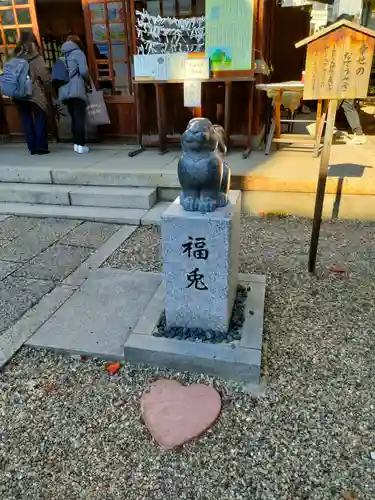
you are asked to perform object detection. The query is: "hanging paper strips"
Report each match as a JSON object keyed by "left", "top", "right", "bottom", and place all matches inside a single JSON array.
[{"left": 135, "top": 9, "right": 205, "bottom": 55}]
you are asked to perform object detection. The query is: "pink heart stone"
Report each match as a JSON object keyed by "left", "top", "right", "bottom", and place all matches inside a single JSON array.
[{"left": 141, "top": 379, "right": 222, "bottom": 449}]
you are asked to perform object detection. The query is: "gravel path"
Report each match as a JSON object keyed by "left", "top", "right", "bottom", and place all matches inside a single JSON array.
[{"left": 2, "top": 216, "right": 375, "bottom": 500}]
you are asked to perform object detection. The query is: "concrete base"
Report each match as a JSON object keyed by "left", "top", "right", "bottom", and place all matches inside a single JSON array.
[
  {"left": 124, "top": 273, "right": 265, "bottom": 384},
  {"left": 25, "top": 268, "right": 265, "bottom": 384}
]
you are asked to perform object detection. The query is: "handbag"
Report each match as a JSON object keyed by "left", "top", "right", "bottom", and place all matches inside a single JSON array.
[{"left": 86, "top": 78, "right": 111, "bottom": 126}]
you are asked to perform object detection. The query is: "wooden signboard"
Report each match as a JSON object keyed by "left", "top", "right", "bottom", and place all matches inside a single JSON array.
[
  {"left": 296, "top": 20, "right": 375, "bottom": 273},
  {"left": 297, "top": 20, "right": 375, "bottom": 100}
]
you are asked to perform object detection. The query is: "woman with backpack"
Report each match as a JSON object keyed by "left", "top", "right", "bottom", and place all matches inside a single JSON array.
[
  {"left": 13, "top": 32, "right": 51, "bottom": 155},
  {"left": 58, "top": 35, "right": 90, "bottom": 154}
]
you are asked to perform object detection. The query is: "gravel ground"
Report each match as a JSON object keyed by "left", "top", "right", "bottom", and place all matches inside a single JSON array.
[{"left": 2, "top": 215, "right": 375, "bottom": 500}]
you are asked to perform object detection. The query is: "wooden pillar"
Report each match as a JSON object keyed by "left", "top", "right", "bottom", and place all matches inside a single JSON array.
[{"left": 252, "top": 0, "right": 266, "bottom": 138}]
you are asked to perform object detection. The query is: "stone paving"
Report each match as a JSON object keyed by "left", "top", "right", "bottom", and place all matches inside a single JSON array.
[{"left": 0, "top": 216, "right": 121, "bottom": 345}]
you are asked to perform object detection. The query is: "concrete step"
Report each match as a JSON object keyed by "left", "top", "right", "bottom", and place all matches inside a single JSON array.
[
  {"left": 0, "top": 201, "right": 173, "bottom": 225},
  {"left": 0, "top": 166, "right": 180, "bottom": 188},
  {"left": 0, "top": 203, "right": 148, "bottom": 225},
  {"left": 0, "top": 183, "right": 157, "bottom": 209}
]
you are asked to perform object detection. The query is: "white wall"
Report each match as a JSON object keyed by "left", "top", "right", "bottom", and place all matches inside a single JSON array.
[{"left": 332, "top": 0, "right": 363, "bottom": 20}]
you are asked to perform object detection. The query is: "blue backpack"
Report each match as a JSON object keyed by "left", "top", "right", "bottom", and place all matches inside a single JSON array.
[
  {"left": 51, "top": 57, "right": 69, "bottom": 89},
  {"left": 0, "top": 57, "right": 33, "bottom": 99}
]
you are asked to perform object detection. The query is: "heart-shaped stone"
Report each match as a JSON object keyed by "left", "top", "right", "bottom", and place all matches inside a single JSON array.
[{"left": 141, "top": 379, "right": 221, "bottom": 449}]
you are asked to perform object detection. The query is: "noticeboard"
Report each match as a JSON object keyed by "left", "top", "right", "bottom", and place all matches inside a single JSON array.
[
  {"left": 296, "top": 21, "right": 375, "bottom": 100},
  {"left": 205, "top": 0, "right": 254, "bottom": 74}
]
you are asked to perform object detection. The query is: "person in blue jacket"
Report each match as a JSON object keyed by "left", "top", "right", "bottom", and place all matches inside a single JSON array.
[{"left": 59, "top": 34, "right": 91, "bottom": 154}]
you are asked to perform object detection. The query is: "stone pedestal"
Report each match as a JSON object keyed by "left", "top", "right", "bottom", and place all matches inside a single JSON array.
[{"left": 161, "top": 190, "right": 241, "bottom": 333}]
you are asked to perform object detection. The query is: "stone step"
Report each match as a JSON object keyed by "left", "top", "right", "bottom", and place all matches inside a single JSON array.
[
  {"left": 0, "top": 202, "right": 148, "bottom": 225},
  {"left": 0, "top": 166, "right": 180, "bottom": 188},
  {"left": 0, "top": 183, "right": 157, "bottom": 209}
]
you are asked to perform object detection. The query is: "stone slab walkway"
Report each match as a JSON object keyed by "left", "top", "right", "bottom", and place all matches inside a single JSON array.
[
  {"left": 27, "top": 269, "right": 162, "bottom": 359},
  {"left": 0, "top": 216, "right": 136, "bottom": 368}
]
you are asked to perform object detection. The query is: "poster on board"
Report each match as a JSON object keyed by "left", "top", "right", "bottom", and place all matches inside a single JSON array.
[
  {"left": 184, "top": 80, "right": 202, "bottom": 107},
  {"left": 205, "top": 0, "right": 254, "bottom": 72}
]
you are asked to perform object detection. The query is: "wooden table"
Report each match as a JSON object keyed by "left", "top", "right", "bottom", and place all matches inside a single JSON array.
[
  {"left": 129, "top": 77, "right": 255, "bottom": 157},
  {"left": 256, "top": 81, "right": 327, "bottom": 157}
]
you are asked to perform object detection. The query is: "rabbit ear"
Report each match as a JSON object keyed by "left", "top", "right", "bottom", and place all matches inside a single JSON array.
[{"left": 212, "top": 125, "right": 227, "bottom": 154}]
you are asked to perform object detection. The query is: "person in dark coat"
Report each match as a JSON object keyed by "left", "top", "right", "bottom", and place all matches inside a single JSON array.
[
  {"left": 14, "top": 32, "right": 51, "bottom": 155},
  {"left": 59, "top": 34, "right": 91, "bottom": 154}
]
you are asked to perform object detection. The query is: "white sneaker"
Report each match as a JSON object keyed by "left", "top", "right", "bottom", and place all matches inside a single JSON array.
[
  {"left": 76, "top": 145, "right": 90, "bottom": 154},
  {"left": 352, "top": 133, "right": 366, "bottom": 145},
  {"left": 74, "top": 144, "right": 78, "bottom": 152}
]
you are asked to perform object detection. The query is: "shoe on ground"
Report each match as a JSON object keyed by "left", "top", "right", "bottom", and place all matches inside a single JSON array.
[
  {"left": 306, "top": 123, "right": 316, "bottom": 137},
  {"left": 76, "top": 145, "right": 90, "bottom": 154},
  {"left": 74, "top": 144, "right": 78, "bottom": 152},
  {"left": 352, "top": 133, "right": 366, "bottom": 145}
]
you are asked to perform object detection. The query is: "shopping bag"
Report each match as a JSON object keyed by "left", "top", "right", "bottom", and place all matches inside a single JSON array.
[{"left": 86, "top": 80, "right": 111, "bottom": 127}]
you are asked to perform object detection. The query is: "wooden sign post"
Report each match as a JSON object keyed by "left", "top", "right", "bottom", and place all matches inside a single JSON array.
[{"left": 296, "top": 20, "right": 375, "bottom": 273}]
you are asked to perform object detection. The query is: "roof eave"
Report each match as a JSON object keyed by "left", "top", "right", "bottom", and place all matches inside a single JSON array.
[{"left": 295, "top": 20, "right": 375, "bottom": 48}]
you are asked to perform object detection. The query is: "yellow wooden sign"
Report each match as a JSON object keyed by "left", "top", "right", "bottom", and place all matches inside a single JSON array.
[{"left": 296, "top": 20, "right": 375, "bottom": 100}]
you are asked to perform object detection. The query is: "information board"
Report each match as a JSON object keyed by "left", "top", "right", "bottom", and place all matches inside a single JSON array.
[
  {"left": 184, "top": 58, "right": 210, "bottom": 80},
  {"left": 205, "top": 0, "right": 254, "bottom": 73},
  {"left": 184, "top": 80, "right": 202, "bottom": 107},
  {"left": 304, "top": 27, "right": 375, "bottom": 100}
]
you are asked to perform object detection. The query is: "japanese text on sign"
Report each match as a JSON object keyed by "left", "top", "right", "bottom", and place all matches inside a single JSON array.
[
  {"left": 342, "top": 51, "right": 352, "bottom": 91},
  {"left": 356, "top": 42, "right": 368, "bottom": 75},
  {"left": 311, "top": 53, "right": 318, "bottom": 93},
  {"left": 328, "top": 44, "right": 336, "bottom": 91},
  {"left": 182, "top": 237, "right": 209, "bottom": 290},
  {"left": 321, "top": 46, "right": 329, "bottom": 89}
]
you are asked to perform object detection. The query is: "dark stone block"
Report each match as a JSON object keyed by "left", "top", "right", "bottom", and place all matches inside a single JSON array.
[{"left": 154, "top": 284, "right": 248, "bottom": 344}]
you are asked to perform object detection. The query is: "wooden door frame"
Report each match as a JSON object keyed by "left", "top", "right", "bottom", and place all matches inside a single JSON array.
[{"left": 81, "top": 0, "right": 135, "bottom": 103}]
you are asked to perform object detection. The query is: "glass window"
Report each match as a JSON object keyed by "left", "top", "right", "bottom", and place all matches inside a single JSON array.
[
  {"left": 92, "top": 23, "right": 108, "bottom": 42},
  {"left": 16, "top": 8, "right": 31, "bottom": 24},
  {"left": 1, "top": 8, "right": 15, "bottom": 25},
  {"left": 89, "top": 3, "right": 105, "bottom": 22},
  {"left": 87, "top": 0, "right": 131, "bottom": 95},
  {"left": 0, "top": 0, "right": 35, "bottom": 51},
  {"left": 111, "top": 41, "right": 126, "bottom": 59},
  {"left": 163, "top": 0, "right": 176, "bottom": 16},
  {"left": 179, "top": 0, "right": 192, "bottom": 15},
  {"left": 4, "top": 28, "right": 17, "bottom": 44},
  {"left": 147, "top": 0, "right": 160, "bottom": 16},
  {"left": 114, "top": 61, "right": 128, "bottom": 85},
  {"left": 107, "top": 2, "right": 123, "bottom": 21},
  {"left": 109, "top": 23, "right": 125, "bottom": 42}
]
